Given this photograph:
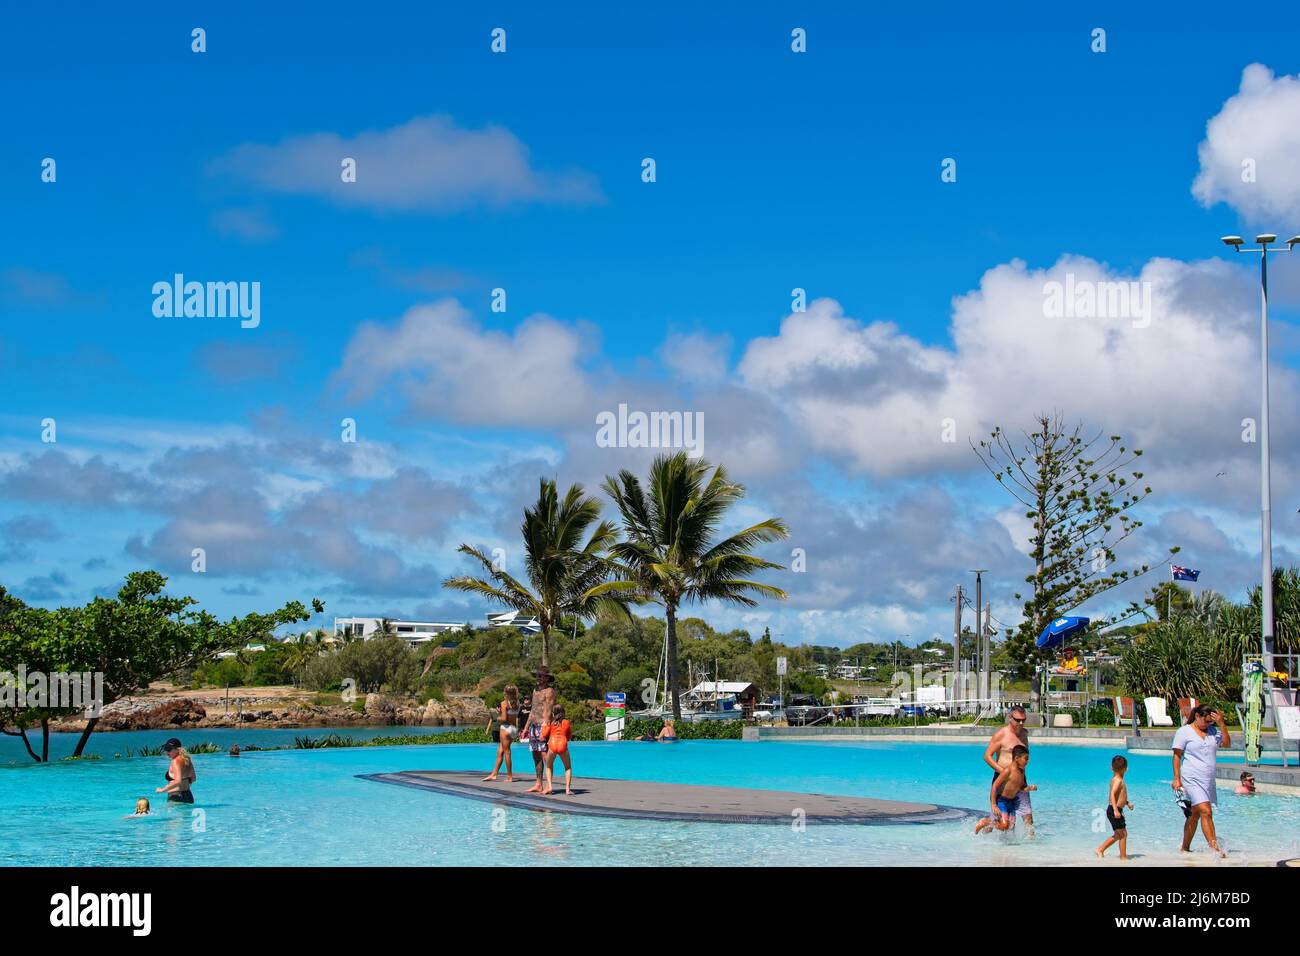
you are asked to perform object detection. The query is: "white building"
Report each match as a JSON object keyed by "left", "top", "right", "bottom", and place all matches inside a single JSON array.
[
  {"left": 485, "top": 610, "right": 542, "bottom": 634},
  {"left": 833, "top": 662, "right": 865, "bottom": 680},
  {"left": 333, "top": 617, "right": 466, "bottom": 647}
]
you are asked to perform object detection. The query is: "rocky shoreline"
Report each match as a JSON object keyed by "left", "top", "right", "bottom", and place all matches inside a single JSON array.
[{"left": 46, "top": 692, "right": 491, "bottom": 734}]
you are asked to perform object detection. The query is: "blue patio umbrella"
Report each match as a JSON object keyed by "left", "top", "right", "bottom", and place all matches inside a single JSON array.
[{"left": 1036, "top": 615, "right": 1090, "bottom": 651}]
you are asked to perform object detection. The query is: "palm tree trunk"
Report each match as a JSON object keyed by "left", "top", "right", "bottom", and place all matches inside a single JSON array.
[
  {"left": 666, "top": 604, "right": 681, "bottom": 721},
  {"left": 540, "top": 625, "right": 550, "bottom": 669}
]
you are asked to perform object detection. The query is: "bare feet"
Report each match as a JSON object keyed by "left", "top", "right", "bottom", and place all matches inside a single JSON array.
[
  {"left": 482, "top": 775, "right": 498, "bottom": 781},
  {"left": 1095, "top": 847, "right": 1105, "bottom": 858},
  {"left": 541, "top": 787, "right": 553, "bottom": 795},
  {"left": 565, "top": 789, "right": 573, "bottom": 795},
  {"left": 505, "top": 776, "right": 513, "bottom": 783},
  {"left": 525, "top": 784, "right": 541, "bottom": 793}
]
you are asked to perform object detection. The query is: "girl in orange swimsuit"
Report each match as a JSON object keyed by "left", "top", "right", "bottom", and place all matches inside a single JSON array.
[{"left": 543, "top": 706, "right": 574, "bottom": 795}]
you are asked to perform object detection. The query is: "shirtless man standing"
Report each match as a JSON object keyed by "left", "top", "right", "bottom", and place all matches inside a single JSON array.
[
  {"left": 519, "top": 667, "right": 555, "bottom": 794},
  {"left": 983, "top": 705, "right": 1035, "bottom": 837}
]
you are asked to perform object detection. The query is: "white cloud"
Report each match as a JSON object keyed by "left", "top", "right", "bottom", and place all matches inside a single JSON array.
[
  {"left": 736, "top": 257, "right": 1300, "bottom": 490},
  {"left": 335, "top": 299, "right": 599, "bottom": 428},
  {"left": 211, "top": 114, "right": 602, "bottom": 213},
  {"left": 1193, "top": 63, "right": 1300, "bottom": 222},
  {"left": 658, "top": 330, "right": 731, "bottom": 382}
]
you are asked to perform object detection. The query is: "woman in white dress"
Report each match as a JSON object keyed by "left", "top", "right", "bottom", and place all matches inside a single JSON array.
[{"left": 1171, "top": 704, "right": 1230, "bottom": 856}]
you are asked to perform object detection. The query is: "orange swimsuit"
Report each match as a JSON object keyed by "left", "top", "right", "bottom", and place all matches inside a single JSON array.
[{"left": 545, "top": 719, "right": 572, "bottom": 754}]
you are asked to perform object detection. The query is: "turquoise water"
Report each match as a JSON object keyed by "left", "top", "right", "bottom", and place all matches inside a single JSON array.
[
  {"left": 0, "top": 725, "right": 463, "bottom": 764},
  {"left": 2, "top": 739, "right": 1295, "bottom": 866}
]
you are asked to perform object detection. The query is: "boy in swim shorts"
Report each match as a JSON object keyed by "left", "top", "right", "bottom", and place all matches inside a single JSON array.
[
  {"left": 975, "top": 745, "right": 1034, "bottom": 834},
  {"left": 1096, "top": 755, "right": 1133, "bottom": 860}
]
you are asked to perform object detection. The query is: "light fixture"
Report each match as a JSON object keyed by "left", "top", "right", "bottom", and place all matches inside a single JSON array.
[
  {"left": 1256, "top": 233, "right": 1278, "bottom": 244},
  {"left": 1221, "top": 235, "right": 1244, "bottom": 246}
]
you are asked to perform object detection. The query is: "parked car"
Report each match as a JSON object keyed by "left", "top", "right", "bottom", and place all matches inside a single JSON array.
[{"left": 785, "top": 694, "right": 830, "bottom": 726}]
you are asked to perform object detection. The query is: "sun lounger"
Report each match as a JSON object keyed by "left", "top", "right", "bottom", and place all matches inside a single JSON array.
[
  {"left": 1144, "top": 697, "right": 1174, "bottom": 727},
  {"left": 1113, "top": 696, "right": 1136, "bottom": 727},
  {"left": 1178, "top": 697, "right": 1199, "bottom": 724}
]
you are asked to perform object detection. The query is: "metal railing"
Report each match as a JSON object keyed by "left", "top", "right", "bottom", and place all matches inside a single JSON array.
[{"left": 781, "top": 697, "right": 1011, "bottom": 728}]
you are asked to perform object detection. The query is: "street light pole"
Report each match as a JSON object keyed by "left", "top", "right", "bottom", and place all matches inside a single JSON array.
[
  {"left": 971, "top": 569, "right": 988, "bottom": 703},
  {"left": 1221, "top": 232, "right": 1299, "bottom": 678}
]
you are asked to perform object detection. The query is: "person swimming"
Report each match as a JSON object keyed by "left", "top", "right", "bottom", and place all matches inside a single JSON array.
[{"left": 133, "top": 798, "right": 151, "bottom": 816}]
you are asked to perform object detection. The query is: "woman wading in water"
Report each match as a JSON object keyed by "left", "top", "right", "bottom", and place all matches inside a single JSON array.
[{"left": 155, "top": 737, "right": 196, "bottom": 804}]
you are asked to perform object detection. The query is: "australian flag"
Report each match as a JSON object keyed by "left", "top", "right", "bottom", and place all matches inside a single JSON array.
[{"left": 1172, "top": 565, "right": 1200, "bottom": 582}]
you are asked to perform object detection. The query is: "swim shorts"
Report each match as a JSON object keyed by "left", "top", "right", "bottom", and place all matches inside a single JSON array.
[
  {"left": 526, "top": 723, "right": 548, "bottom": 753},
  {"left": 1106, "top": 805, "right": 1126, "bottom": 831}
]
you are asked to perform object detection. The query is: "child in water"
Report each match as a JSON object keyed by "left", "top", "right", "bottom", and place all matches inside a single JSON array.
[
  {"left": 1095, "top": 755, "right": 1133, "bottom": 860},
  {"left": 975, "top": 745, "right": 1035, "bottom": 834},
  {"left": 133, "top": 798, "right": 151, "bottom": 816},
  {"left": 543, "top": 705, "right": 574, "bottom": 795}
]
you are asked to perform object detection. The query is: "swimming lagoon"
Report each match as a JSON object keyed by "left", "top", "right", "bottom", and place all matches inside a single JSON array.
[{"left": 2, "top": 738, "right": 1294, "bottom": 866}]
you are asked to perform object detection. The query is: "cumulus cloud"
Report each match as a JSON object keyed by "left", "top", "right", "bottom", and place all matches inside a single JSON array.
[
  {"left": 0, "top": 451, "right": 163, "bottom": 508},
  {"left": 0, "top": 515, "right": 61, "bottom": 563},
  {"left": 1193, "top": 63, "right": 1300, "bottom": 222},
  {"left": 658, "top": 330, "right": 731, "bottom": 383},
  {"left": 211, "top": 114, "right": 602, "bottom": 213},
  {"left": 335, "top": 299, "right": 600, "bottom": 428},
  {"left": 735, "top": 257, "right": 1300, "bottom": 497}
]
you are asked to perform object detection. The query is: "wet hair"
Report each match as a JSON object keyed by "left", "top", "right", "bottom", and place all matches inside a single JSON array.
[
  {"left": 1009, "top": 705, "right": 1027, "bottom": 717},
  {"left": 1192, "top": 704, "right": 1214, "bottom": 720},
  {"left": 1111, "top": 755, "right": 1128, "bottom": 772},
  {"left": 1011, "top": 745, "right": 1029, "bottom": 759},
  {"left": 1240, "top": 771, "right": 1254, "bottom": 782}
]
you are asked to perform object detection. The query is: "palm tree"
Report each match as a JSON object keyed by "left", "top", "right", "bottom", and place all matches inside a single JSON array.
[
  {"left": 1119, "top": 619, "right": 1224, "bottom": 703},
  {"left": 283, "top": 629, "right": 326, "bottom": 683},
  {"left": 602, "top": 452, "right": 790, "bottom": 720},
  {"left": 443, "top": 479, "right": 631, "bottom": 667}
]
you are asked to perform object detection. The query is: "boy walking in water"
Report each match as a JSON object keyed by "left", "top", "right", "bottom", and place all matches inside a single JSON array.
[
  {"left": 976, "top": 745, "right": 1035, "bottom": 834},
  {"left": 1096, "top": 755, "right": 1133, "bottom": 860}
]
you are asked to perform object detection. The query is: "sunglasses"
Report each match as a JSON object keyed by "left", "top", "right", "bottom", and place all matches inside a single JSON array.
[{"left": 1010, "top": 715, "right": 1026, "bottom": 723}]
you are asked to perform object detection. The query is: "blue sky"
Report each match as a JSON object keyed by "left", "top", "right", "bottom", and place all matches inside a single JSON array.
[{"left": 4, "top": 1, "right": 1300, "bottom": 645}]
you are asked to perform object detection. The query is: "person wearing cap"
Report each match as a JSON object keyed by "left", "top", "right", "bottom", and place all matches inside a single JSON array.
[
  {"left": 155, "top": 738, "right": 197, "bottom": 804},
  {"left": 1172, "top": 704, "right": 1229, "bottom": 856},
  {"left": 518, "top": 668, "right": 555, "bottom": 794}
]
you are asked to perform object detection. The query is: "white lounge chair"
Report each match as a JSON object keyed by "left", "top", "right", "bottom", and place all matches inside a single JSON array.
[{"left": 1144, "top": 697, "right": 1174, "bottom": 727}]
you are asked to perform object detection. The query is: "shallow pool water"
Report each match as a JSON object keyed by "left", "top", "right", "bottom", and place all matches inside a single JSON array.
[
  {"left": 0, "top": 725, "right": 463, "bottom": 764},
  {"left": 1, "top": 738, "right": 1294, "bottom": 866}
]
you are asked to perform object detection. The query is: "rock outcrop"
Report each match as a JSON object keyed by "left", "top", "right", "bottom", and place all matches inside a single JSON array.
[{"left": 48, "top": 691, "right": 491, "bottom": 732}]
